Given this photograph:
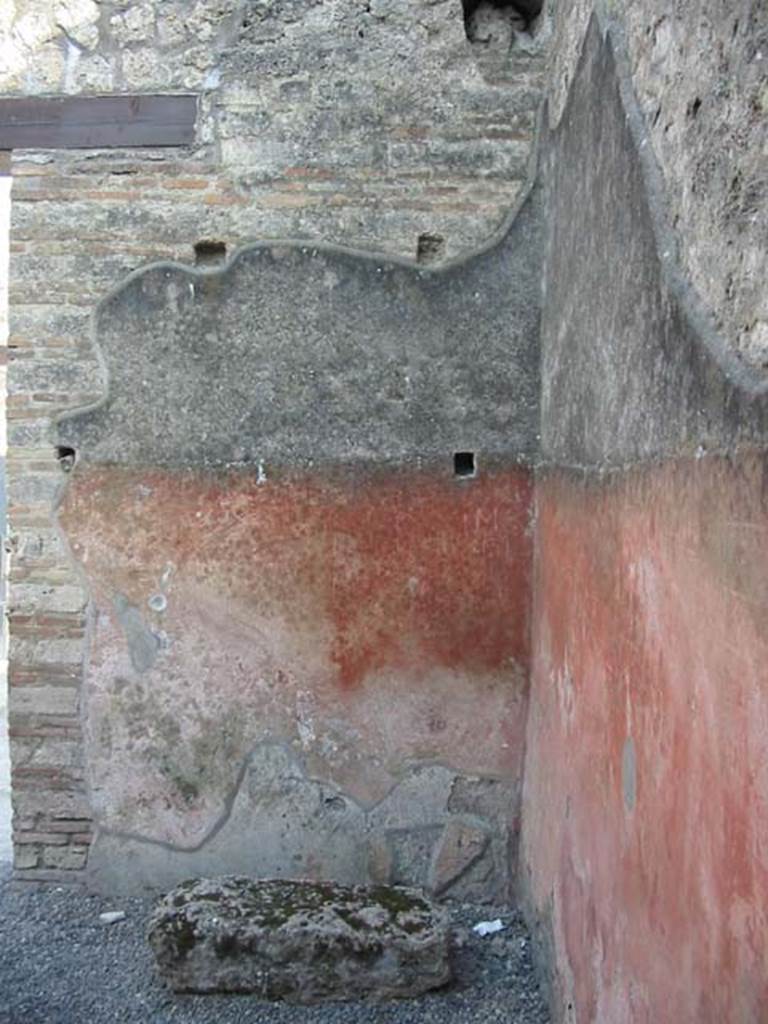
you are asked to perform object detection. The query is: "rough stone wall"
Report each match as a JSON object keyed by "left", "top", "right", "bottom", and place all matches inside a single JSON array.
[
  {"left": 2, "top": 0, "right": 546, "bottom": 882},
  {"left": 545, "top": 0, "right": 768, "bottom": 369},
  {"left": 3, "top": 0, "right": 545, "bottom": 255}
]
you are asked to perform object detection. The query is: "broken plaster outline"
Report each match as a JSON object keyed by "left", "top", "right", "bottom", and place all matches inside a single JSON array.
[
  {"left": 51, "top": 103, "right": 543, "bottom": 450},
  {"left": 93, "top": 739, "right": 514, "bottom": 855},
  {"left": 51, "top": 17, "right": 768, "bottom": 486}
]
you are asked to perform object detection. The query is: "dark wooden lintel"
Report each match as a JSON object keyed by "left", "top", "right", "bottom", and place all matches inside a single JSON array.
[{"left": 0, "top": 95, "right": 197, "bottom": 150}]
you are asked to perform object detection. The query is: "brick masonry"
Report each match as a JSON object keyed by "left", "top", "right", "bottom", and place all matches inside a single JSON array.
[
  {"left": 0, "top": 156, "right": 9, "bottom": 865},
  {"left": 1, "top": 0, "right": 547, "bottom": 882}
]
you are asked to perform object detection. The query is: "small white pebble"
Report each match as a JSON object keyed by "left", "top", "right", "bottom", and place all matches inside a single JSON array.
[
  {"left": 99, "top": 911, "right": 126, "bottom": 925},
  {"left": 473, "top": 919, "right": 505, "bottom": 936}
]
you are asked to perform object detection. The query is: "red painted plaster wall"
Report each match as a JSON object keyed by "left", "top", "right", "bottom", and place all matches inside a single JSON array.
[
  {"left": 521, "top": 451, "right": 768, "bottom": 1023},
  {"left": 57, "top": 464, "right": 532, "bottom": 854}
]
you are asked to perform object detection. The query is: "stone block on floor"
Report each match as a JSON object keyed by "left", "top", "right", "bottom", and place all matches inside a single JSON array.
[{"left": 147, "top": 876, "right": 452, "bottom": 1002}]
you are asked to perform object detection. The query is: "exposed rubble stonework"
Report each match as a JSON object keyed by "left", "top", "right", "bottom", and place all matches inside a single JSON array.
[{"left": 147, "top": 876, "right": 451, "bottom": 1000}]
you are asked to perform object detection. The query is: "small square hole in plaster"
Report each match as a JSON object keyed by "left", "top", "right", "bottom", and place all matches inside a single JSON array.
[
  {"left": 454, "top": 452, "right": 476, "bottom": 478},
  {"left": 55, "top": 446, "right": 76, "bottom": 472},
  {"left": 194, "top": 240, "right": 227, "bottom": 266},
  {"left": 416, "top": 233, "right": 446, "bottom": 264}
]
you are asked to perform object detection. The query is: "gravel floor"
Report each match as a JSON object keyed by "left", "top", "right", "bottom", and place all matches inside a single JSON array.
[{"left": 0, "top": 863, "right": 550, "bottom": 1024}]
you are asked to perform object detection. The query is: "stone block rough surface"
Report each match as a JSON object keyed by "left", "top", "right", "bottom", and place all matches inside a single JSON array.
[{"left": 148, "top": 877, "right": 451, "bottom": 1002}]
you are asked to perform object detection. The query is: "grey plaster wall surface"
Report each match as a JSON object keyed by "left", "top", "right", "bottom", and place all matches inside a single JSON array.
[
  {"left": 539, "top": 16, "right": 768, "bottom": 469},
  {"left": 545, "top": 0, "right": 768, "bottom": 369},
  {"left": 59, "top": 190, "right": 542, "bottom": 468}
]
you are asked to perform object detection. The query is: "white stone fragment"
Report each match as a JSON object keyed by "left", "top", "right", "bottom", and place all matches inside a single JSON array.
[
  {"left": 99, "top": 911, "right": 126, "bottom": 925},
  {"left": 473, "top": 918, "right": 504, "bottom": 936}
]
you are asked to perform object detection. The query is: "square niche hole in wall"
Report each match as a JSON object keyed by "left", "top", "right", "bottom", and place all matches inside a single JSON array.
[
  {"left": 454, "top": 452, "right": 477, "bottom": 478},
  {"left": 416, "top": 233, "right": 446, "bottom": 264},
  {"left": 194, "top": 240, "right": 227, "bottom": 266}
]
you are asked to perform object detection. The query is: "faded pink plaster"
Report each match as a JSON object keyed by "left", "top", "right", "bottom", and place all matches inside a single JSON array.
[
  {"left": 521, "top": 451, "right": 768, "bottom": 1023},
  {"left": 58, "top": 465, "right": 532, "bottom": 846}
]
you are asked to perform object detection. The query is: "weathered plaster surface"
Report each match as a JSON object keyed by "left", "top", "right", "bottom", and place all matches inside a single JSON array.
[
  {"left": 54, "top": 201, "right": 540, "bottom": 897},
  {"left": 58, "top": 467, "right": 531, "bottom": 842},
  {"left": 522, "top": 17, "right": 768, "bottom": 1023},
  {"left": 524, "top": 454, "right": 768, "bottom": 1023},
  {"left": 90, "top": 750, "right": 520, "bottom": 900},
  {"left": 540, "top": 17, "right": 768, "bottom": 469},
  {"left": 58, "top": 465, "right": 532, "bottom": 898},
  {"left": 545, "top": 0, "right": 768, "bottom": 368},
  {"left": 59, "top": 196, "right": 542, "bottom": 468}
]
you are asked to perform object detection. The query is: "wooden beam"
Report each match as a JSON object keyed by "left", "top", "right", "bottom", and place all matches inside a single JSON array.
[{"left": 0, "top": 95, "right": 197, "bottom": 150}]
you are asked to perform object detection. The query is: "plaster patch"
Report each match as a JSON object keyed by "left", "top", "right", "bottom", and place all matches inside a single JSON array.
[
  {"left": 621, "top": 735, "right": 636, "bottom": 813},
  {"left": 113, "top": 594, "right": 161, "bottom": 673}
]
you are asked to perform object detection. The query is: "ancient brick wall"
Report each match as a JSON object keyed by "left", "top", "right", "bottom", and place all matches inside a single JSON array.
[
  {"left": 2, "top": 0, "right": 546, "bottom": 884},
  {"left": 0, "top": 156, "right": 9, "bottom": 864},
  {"left": 5, "top": 2, "right": 768, "bottom": 1016}
]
